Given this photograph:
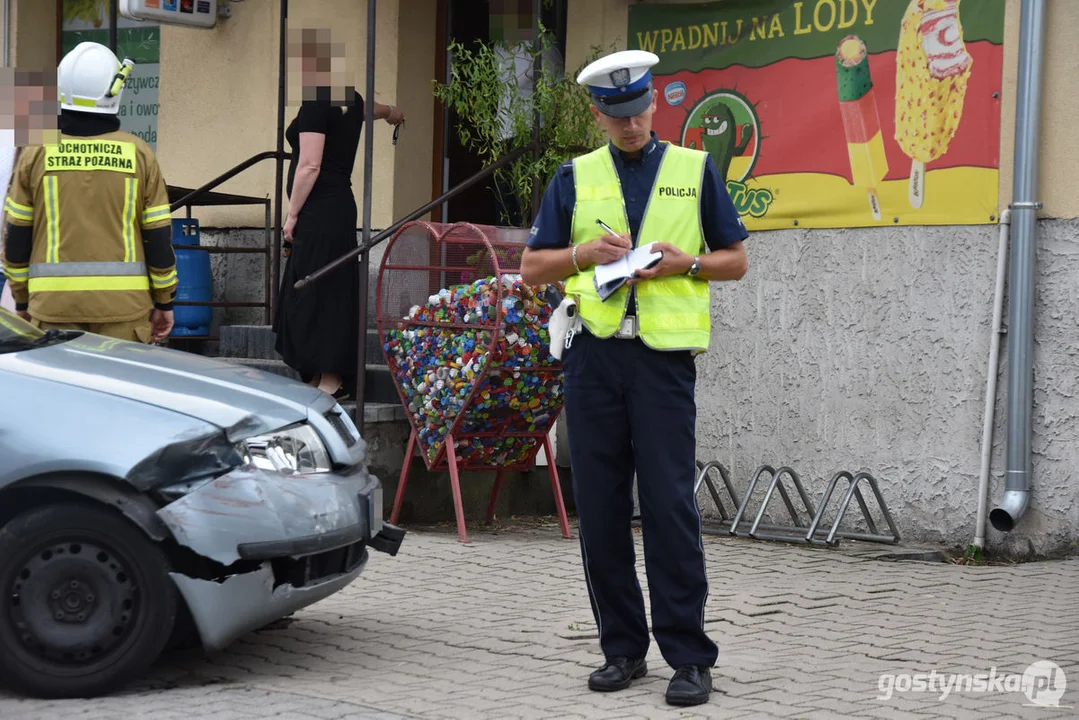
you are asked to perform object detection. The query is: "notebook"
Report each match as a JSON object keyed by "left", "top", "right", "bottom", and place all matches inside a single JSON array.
[{"left": 593, "top": 242, "right": 664, "bottom": 301}]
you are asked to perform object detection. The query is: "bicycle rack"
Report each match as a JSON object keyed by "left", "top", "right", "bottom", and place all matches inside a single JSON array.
[
  {"left": 694, "top": 460, "right": 742, "bottom": 523},
  {"left": 692, "top": 461, "right": 901, "bottom": 548}
]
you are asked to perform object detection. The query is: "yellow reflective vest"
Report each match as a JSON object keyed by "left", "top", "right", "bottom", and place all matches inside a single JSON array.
[
  {"left": 564, "top": 143, "right": 711, "bottom": 352},
  {"left": 2, "top": 131, "right": 176, "bottom": 324}
]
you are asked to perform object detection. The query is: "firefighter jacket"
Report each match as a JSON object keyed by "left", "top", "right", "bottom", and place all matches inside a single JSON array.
[{"left": 1, "top": 130, "right": 177, "bottom": 324}]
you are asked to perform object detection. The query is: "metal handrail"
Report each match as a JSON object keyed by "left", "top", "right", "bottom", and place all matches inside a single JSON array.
[
  {"left": 169, "top": 150, "right": 289, "bottom": 212},
  {"left": 292, "top": 143, "right": 536, "bottom": 291},
  {"left": 292, "top": 142, "right": 537, "bottom": 432},
  {"left": 293, "top": 139, "right": 594, "bottom": 430},
  {"left": 167, "top": 151, "right": 288, "bottom": 328}
]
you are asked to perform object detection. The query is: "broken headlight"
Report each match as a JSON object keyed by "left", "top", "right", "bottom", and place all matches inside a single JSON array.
[{"left": 239, "top": 423, "right": 332, "bottom": 474}]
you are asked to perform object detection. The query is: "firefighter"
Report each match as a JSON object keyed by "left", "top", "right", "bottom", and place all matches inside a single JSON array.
[{"left": 1, "top": 42, "right": 177, "bottom": 343}]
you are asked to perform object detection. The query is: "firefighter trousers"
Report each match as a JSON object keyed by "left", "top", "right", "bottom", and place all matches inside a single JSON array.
[{"left": 33, "top": 317, "right": 153, "bottom": 344}]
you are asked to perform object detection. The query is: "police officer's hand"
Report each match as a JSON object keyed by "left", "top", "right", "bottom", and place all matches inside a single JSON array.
[
  {"left": 151, "top": 309, "right": 174, "bottom": 343},
  {"left": 629, "top": 242, "right": 694, "bottom": 283},
  {"left": 583, "top": 233, "right": 631, "bottom": 267}
]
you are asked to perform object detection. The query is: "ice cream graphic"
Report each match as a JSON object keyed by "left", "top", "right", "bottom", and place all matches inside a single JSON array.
[
  {"left": 895, "top": 0, "right": 973, "bottom": 208},
  {"left": 836, "top": 35, "right": 889, "bottom": 222},
  {"left": 689, "top": 98, "right": 754, "bottom": 182}
]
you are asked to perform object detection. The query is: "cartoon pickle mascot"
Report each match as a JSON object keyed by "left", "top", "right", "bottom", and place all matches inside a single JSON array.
[{"left": 689, "top": 98, "right": 753, "bottom": 182}]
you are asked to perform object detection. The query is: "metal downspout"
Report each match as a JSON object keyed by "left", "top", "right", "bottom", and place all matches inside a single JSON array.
[{"left": 990, "top": 0, "right": 1047, "bottom": 533}]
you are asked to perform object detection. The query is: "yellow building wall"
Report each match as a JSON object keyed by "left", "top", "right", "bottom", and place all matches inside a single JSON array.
[
  {"left": 998, "top": 0, "right": 1079, "bottom": 219},
  {"left": 392, "top": 0, "right": 437, "bottom": 224},
  {"left": 156, "top": 0, "right": 410, "bottom": 229},
  {"left": 565, "top": 0, "right": 1079, "bottom": 220},
  {"left": 10, "top": 0, "right": 59, "bottom": 71},
  {"left": 157, "top": 0, "right": 280, "bottom": 228}
]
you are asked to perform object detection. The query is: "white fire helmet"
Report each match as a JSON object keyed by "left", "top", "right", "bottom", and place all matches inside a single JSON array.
[{"left": 57, "top": 41, "right": 135, "bottom": 115}]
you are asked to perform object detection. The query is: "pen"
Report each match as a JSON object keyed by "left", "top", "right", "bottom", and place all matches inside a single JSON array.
[{"left": 596, "top": 219, "right": 618, "bottom": 235}]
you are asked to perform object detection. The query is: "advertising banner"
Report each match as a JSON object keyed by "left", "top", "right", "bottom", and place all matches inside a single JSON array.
[
  {"left": 628, "top": 0, "right": 1006, "bottom": 229},
  {"left": 62, "top": 0, "right": 160, "bottom": 150}
]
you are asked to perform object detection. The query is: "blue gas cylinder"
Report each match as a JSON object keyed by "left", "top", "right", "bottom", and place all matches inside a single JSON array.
[{"left": 170, "top": 218, "right": 213, "bottom": 337}]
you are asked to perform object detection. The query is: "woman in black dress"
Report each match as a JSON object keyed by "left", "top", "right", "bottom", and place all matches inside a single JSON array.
[{"left": 273, "top": 30, "right": 404, "bottom": 399}]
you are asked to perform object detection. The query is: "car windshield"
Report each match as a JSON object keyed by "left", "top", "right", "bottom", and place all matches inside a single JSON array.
[{"left": 0, "top": 309, "right": 80, "bottom": 353}]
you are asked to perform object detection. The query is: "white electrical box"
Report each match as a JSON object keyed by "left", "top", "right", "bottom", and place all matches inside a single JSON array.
[{"left": 119, "top": 0, "right": 219, "bottom": 29}]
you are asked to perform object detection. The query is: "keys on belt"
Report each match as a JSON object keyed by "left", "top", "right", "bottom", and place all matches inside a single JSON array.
[
  {"left": 614, "top": 316, "right": 638, "bottom": 339},
  {"left": 565, "top": 316, "right": 638, "bottom": 350}
]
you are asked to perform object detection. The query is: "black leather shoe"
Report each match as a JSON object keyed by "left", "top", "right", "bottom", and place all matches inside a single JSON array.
[
  {"left": 588, "top": 656, "right": 648, "bottom": 692},
  {"left": 666, "top": 665, "right": 712, "bottom": 706}
]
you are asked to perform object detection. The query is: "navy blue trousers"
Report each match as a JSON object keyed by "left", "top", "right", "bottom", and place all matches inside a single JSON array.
[{"left": 563, "top": 330, "right": 718, "bottom": 669}]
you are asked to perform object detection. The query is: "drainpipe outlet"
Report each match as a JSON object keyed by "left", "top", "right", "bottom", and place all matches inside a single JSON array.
[{"left": 989, "top": 489, "right": 1029, "bottom": 532}]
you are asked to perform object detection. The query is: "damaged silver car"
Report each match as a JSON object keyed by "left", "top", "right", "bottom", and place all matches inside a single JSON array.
[{"left": 0, "top": 309, "right": 405, "bottom": 699}]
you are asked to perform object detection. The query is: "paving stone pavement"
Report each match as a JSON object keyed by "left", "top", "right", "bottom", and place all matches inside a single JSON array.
[{"left": 1, "top": 521, "right": 1077, "bottom": 719}]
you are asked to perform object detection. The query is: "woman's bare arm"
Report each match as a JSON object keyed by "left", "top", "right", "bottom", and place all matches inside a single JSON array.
[
  {"left": 286, "top": 131, "right": 325, "bottom": 226},
  {"left": 372, "top": 101, "right": 405, "bottom": 125}
]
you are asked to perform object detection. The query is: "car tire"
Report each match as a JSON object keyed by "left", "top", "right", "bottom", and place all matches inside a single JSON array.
[{"left": 0, "top": 502, "right": 178, "bottom": 699}]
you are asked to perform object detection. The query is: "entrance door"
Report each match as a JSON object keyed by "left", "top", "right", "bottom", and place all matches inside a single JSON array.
[{"left": 433, "top": 0, "right": 567, "bottom": 227}]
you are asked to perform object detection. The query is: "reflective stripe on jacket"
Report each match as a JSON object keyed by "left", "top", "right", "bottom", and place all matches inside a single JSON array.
[{"left": 4, "top": 131, "right": 175, "bottom": 324}]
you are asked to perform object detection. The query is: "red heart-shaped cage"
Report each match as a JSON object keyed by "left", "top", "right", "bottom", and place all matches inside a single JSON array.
[{"left": 376, "top": 221, "right": 572, "bottom": 542}]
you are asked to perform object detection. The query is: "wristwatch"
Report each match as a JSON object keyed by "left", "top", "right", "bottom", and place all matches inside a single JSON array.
[{"left": 687, "top": 256, "right": 701, "bottom": 277}]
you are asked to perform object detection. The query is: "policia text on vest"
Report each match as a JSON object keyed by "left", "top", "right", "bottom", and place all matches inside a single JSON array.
[{"left": 565, "top": 145, "right": 712, "bottom": 352}]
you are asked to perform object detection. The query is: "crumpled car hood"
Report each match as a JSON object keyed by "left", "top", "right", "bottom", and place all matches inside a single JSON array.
[{"left": 2, "top": 333, "right": 323, "bottom": 437}]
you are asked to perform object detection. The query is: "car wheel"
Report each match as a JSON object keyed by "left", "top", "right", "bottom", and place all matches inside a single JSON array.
[{"left": 0, "top": 502, "right": 178, "bottom": 699}]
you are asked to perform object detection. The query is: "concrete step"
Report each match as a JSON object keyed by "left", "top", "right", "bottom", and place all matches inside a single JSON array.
[
  {"left": 364, "top": 364, "right": 401, "bottom": 405},
  {"left": 340, "top": 400, "right": 408, "bottom": 425},
  {"left": 219, "top": 324, "right": 281, "bottom": 361},
  {"left": 220, "top": 324, "right": 384, "bottom": 362},
  {"left": 227, "top": 357, "right": 301, "bottom": 381},
  {"left": 366, "top": 328, "right": 386, "bottom": 361}
]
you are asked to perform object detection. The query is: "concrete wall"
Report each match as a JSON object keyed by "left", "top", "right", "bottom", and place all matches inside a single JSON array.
[
  {"left": 694, "top": 220, "right": 1079, "bottom": 557},
  {"left": 392, "top": 0, "right": 437, "bottom": 226},
  {"left": 200, "top": 228, "right": 271, "bottom": 331},
  {"left": 156, "top": 0, "right": 410, "bottom": 229},
  {"left": 157, "top": 0, "right": 281, "bottom": 228}
]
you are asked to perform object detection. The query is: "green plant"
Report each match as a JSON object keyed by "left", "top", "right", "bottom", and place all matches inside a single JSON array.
[
  {"left": 958, "top": 544, "right": 985, "bottom": 566},
  {"left": 64, "top": 0, "right": 107, "bottom": 27},
  {"left": 433, "top": 32, "right": 618, "bottom": 227}
]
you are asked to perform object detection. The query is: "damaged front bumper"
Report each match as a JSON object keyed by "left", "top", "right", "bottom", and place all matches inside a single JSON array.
[{"left": 156, "top": 463, "right": 405, "bottom": 652}]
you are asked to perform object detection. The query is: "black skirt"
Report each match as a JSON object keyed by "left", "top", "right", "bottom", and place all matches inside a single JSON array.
[{"left": 273, "top": 193, "right": 359, "bottom": 390}]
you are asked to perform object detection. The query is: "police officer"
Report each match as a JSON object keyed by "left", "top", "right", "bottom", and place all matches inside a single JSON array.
[
  {"left": 1, "top": 42, "right": 177, "bottom": 342},
  {"left": 520, "top": 49, "right": 748, "bottom": 707}
]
